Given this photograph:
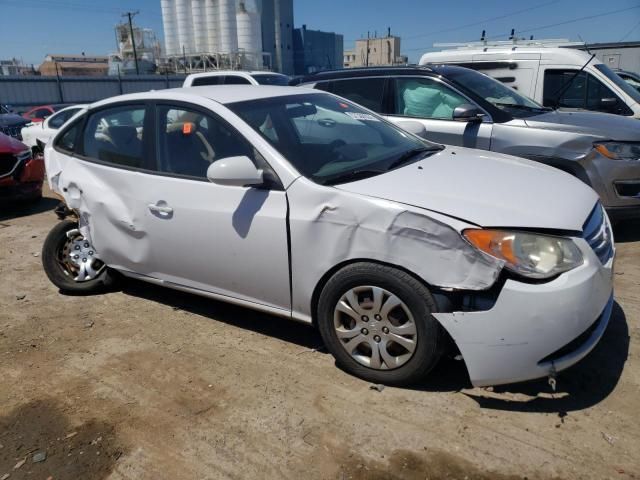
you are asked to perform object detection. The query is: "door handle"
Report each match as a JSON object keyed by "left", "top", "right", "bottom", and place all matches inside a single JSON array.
[{"left": 148, "top": 203, "right": 173, "bottom": 214}]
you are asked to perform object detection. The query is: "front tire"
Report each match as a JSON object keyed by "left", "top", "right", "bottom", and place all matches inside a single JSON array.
[
  {"left": 317, "top": 262, "right": 442, "bottom": 386},
  {"left": 41, "top": 220, "right": 115, "bottom": 293}
]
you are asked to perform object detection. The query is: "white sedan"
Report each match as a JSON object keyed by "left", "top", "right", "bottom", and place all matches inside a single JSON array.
[
  {"left": 21, "top": 104, "right": 86, "bottom": 152},
  {"left": 42, "top": 86, "right": 614, "bottom": 387}
]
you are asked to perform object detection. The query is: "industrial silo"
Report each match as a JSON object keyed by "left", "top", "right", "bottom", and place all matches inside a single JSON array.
[
  {"left": 160, "top": 0, "right": 178, "bottom": 55},
  {"left": 204, "top": 0, "right": 219, "bottom": 53},
  {"left": 218, "top": 0, "right": 238, "bottom": 54},
  {"left": 237, "top": 1, "right": 262, "bottom": 55},
  {"left": 191, "top": 0, "right": 207, "bottom": 52},
  {"left": 175, "top": 0, "right": 195, "bottom": 53}
]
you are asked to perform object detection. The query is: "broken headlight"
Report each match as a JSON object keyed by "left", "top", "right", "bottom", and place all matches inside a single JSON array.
[
  {"left": 463, "top": 230, "right": 583, "bottom": 279},
  {"left": 594, "top": 142, "right": 640, "bottom": 161}
]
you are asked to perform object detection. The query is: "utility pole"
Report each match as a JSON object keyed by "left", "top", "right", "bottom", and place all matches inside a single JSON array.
[
  {"left": 366, "top": 31, "right": 370, "bottom": 67},
  {"left": 123, "top": 11, "right": 140, "bottom": 75}
]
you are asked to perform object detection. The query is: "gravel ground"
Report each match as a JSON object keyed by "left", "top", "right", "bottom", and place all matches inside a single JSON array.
[{"left": 1, "top": 187, "right": 639, "bottom": 480}]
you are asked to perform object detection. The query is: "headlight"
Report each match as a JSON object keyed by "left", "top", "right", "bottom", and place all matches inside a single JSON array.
[
  {"left": 463, "top": 229, "right": 583, "bottom": 279},
  {"left": 594, "top": 142, "right": 640, "bottom": 160}
]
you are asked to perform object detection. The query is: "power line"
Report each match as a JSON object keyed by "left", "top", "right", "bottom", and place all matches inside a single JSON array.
[
  {"left": 404, "top": 0, "right": 560, "bottom": 41},
  {"left": 404, "top": 5, "right": 640, "bottom": 52},
  {"left": 619, "top": 19, "right": 640, "bottom": 42}
]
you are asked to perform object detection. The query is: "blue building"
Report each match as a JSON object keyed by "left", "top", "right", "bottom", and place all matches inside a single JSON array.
[{"left": 293, "top": 25, "right": 343, "bottom": 76}]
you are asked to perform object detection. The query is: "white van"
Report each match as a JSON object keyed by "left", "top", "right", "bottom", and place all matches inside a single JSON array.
[{"left": 420, "top": 40, "right": 640, "bottom": 118}]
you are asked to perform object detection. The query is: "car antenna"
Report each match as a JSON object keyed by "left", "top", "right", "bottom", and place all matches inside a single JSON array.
[
  {"left": 578, "top": 35, "right": 592, "bottom": 55},
  {"left": 550, "top": 49, "right": 596, "bottom": 109}
]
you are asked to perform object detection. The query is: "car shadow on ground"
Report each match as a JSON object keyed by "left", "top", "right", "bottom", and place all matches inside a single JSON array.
[
  {"left": 413, "top": 301, "right": 629, "bottom": 414},
  {"left": 0, "top": 196, "right": 59, "bottom": 222},
  {"left": 78, "top": 277, "right": 628, "bottom": 413},
  {"left": 614, "top": 219, "right": 640, "bottom": 243},
  {"left": 119, "top": 277, "right": 325, "bottom": 351}
]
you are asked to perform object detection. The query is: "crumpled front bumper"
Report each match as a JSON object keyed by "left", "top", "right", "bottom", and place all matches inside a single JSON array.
[{"left": 434, "top": 237, "right": 615, "bottom": 387}]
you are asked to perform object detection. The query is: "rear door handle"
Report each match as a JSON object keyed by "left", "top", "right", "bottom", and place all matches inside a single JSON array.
[{"left": 148, "top": 203, "right": 173, "bottom": 214}]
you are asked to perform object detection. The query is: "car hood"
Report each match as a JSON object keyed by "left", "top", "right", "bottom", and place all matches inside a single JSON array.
[
  {"left": 0, "top": 114, "right": 29, "bottom": 127},
  {"left": 336, "top": 147, "right": 598, "bottom": 231},
  {"left": 524, "top": 109, "right": 640, "bottom": 140}
]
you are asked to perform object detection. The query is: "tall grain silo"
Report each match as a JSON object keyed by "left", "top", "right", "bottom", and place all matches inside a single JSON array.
[
  {"left": 218, "top": 0, "right": 238, "bottom": 54},
  {"left": 237, "top": 1, "right": 262, "bottom": 55},
  {"left": 160, "top": 0, "right": 178, "bottom": 55},
  {"left": 175, "top": 0, "right": 195, "bottom": 53},
  {"left": 191, "top": 0, "right": 207, "bottom": 52},
  {"left": 204, "top": 0, "right": 219, "bottom": 53}
]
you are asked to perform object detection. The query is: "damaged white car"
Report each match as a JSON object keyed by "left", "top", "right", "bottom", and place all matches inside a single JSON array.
[{"left": 42, "top": 86, "right": 615, "bottom": 387}]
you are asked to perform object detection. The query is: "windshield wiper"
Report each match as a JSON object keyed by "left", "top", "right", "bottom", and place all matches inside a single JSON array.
[
  {"left": 319, "top": 169, "right": 386, "bottom": 186},
  {"left": 493, "top": 103, "right": 550, "bottom": 111},
  {"left": 387, "top": 146, "right": 441, "bottom": 170}
]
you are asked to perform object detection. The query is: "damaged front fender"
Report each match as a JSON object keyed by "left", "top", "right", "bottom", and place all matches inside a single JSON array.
[{"left": 286, "top": 177, "right": 504, "bottom": 321}]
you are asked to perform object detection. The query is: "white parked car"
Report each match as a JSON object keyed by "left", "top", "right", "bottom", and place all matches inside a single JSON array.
[
  {"left": 21, "top": 105, "right": 86, "bottom": 152},
  {"left": 183, "top": 70, "right": 289, "bottom": 87},
  {"left": 42, "top": 86, "right": 614, "bottom": 387}
]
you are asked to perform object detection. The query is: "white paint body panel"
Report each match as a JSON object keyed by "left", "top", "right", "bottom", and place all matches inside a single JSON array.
[{"left": 44, "top": 86, "right": 614, "bottom": 387}]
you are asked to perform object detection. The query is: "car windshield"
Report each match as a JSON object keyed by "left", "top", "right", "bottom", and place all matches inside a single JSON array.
[
  {"left": 252, "top": 74, "right": 290, "bottom": 86},
  {"left": 594, "top": 64, "right": 640, "bottom": 103},
  {"left": 446, "top": 67, "right": 548, "bottom": 117},
  {"left": 228, "top": 93, "right": 442, "bottom": 185}
]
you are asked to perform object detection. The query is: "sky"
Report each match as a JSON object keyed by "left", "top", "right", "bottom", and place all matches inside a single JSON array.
[{"left": 1, "top": 0, "right": 639, "bottom": 65}]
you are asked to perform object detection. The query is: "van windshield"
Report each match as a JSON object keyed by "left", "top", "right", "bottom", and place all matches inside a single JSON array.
[
  {"left": 594, "top": 64, "right": 640, "bottom": 104},
  {"left": 446, "top": 68, "right": 550, "bottom": 117}
]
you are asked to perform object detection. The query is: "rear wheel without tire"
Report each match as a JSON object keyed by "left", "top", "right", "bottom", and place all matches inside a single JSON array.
[
  {"left": 41, "top": 219, "right": 115, "bottom": 293},
  {"left": 317, "top": 262, "right": 442, "bottom": 386}
]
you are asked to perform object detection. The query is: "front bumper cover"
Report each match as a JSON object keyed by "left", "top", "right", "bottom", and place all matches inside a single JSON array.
[{"left": 434, "top": 238, "right": 614, "bottom": 387}]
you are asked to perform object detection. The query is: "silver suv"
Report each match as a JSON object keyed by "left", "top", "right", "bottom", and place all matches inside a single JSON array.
[{"left": 295, "top": 66, "right": 640, "bottom": 222}]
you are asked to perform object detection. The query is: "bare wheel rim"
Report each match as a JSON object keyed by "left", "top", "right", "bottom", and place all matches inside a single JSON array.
[
  {"left": 57, "top": 229, "right": 105, "bottom": 282},
  {"left": 333, "top": 286, "right": 418, "bottom": 370}
]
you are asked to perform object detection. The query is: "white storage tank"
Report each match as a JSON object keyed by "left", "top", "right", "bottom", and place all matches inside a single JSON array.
[
  {"left": 160, "top": 0, "right": 178, "bottom": 55},
  {"left": 204, "top": 0, "right": 219, "bottom": 53},
  {"left": 175, "top": 0, "right": 195, "bottom": 54},
  {"left": 237, "top": 1, "right": 261, "bottom": 55},
  {"left": 191, "top": 0, "right": 207, "bottom": 52},
  {"left": 218, "top": 0, "right": 238, "bottom": 53}
]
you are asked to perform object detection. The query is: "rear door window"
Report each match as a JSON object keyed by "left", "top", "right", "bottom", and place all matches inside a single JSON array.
[
  {"left": 393, "top": 77, "right": 469, "bottom": 119},
  {"left": 81, "top": 105, "right": 146, "bottom": 168},
  {"left": 191, "top": 76, "right": 223, "bottom": 86},
  {"left": 330, "top": 78, "right": 386, "bottom": 113},
  {"left": 154, "top": 104, "right": 256, "bottom": 179},
  {"left": 48, "top": 108, "right": 81, "bottom": 129}
]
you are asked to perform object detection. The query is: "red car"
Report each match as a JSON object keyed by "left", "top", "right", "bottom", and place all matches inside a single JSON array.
[
  {"left": 0, "top": 132, "right": 44, "bottom": 201},
  {"left": 22, "top": 104, "right": 69, "bottom": 124}
]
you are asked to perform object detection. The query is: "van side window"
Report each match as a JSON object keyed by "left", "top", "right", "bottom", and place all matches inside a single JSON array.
[
  {"left": 331, "top": 78, "right": 386, "bottom": 113},
  {"left": 543, "top": 70, "right": 631, "bottom": 115},
  {"left": 394, "top": 78, "right": 468, "bottom": 120}
]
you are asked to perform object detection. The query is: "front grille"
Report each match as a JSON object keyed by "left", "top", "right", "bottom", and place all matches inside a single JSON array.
[
  {"left": 615, "top": 181, "right": 640, "bottom": 199},
  {"left": 582, "top": 204, "right": 613, "bottom": 264},
  {"left": 0, "top": 124, "right": 23, "bottom": 140}
]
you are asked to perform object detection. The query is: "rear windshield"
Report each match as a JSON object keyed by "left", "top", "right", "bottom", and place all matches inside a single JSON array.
[
  {"left": 594, "top": 64, "right": 640, "bottom": 104},
  {"left": 252, "top": 74, "right": 290, "bottom": 86}
]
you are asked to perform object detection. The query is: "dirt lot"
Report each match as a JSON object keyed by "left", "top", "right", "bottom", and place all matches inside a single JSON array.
[{"left": 1, "top": 187, "right": 639, "bottom": 480}]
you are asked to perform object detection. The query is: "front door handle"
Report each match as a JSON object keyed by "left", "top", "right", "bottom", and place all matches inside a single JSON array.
[{"left": 148, "top": 203, "right": 173, "bottom": 214}]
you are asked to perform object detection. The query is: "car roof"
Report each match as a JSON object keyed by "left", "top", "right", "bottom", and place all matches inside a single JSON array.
[
  {"left": 296, "top": 65, "right": 482, "bottom": 84},
  {"left": 89, "top": 86, "right": 317, "bottom": 109},
  {"left": 185, "top": 71, "right": 287, "bottom": 78}
]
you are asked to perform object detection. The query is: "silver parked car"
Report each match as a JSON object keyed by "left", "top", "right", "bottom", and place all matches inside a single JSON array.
[
  {"left": 295, "top": 66, "right": 640, "bottom": 222},
  {"left": 43, "top": 86, "right": 614, "bottom": 387}
]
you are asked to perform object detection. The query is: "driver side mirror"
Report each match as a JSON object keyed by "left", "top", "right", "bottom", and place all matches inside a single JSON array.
[
  {"left": 452, "top": 104, "right": 485, "bottom": 122},
  {"left": 206, "top": 155, "right": 264, "bottom": 187}
]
